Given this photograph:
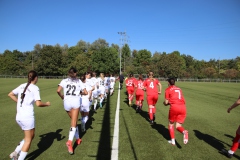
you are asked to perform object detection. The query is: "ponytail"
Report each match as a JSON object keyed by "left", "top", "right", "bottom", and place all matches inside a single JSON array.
[{"left": 20, "top": 70, "right": 38, "bottom": 106}]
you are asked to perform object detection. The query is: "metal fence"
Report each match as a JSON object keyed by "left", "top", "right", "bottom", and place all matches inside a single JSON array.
[{"left": 0, "top": 75, "right": 239, "bottom": 83}]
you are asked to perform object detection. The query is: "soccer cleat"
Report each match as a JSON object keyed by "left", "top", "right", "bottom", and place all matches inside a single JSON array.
[
  {"left": 219, "top": 149, "right": 233, "bottom": 158},
  {"left": 75, "top": 138, "right": 82, "bottom": 145},
  {"left": 168, "top": 140, "right": 176, "bottom": 146},
  {"left": 183, "top": 130, "right": 188, "bottom": 144},
  {"left": 136, "top": 106, "right": 139, "bottom": 113},
  {"left": 66, "top": 140, "right": 73, "bottom": 154},
  {"left": 81, "top": 121, "right": 86, "bottom": 132},
  {"left": 9, "top": 151, "right": 18, "bottom": 160},
  {"left": 150, "top": 120, "right": 154, "bottom": 125}
]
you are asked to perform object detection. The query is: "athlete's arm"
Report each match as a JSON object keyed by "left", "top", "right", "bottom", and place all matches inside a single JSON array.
[
  {"left": 158, "top": 82, "right": 162, "bottom": 94},
  {"left": 163, "top": 99, "right": 170, "bottom": 106},
  {"left": 36, "top": 100, "right": 51, "bottom": 107},
  {"left": 227, "top": 95, "right": 240, "bottom": 113},
  {"left": 57, "top": 85, "right": 64, "bottom": 99},
  {"left": 8, "top": 91, "right": 18, "bottom": 103}
]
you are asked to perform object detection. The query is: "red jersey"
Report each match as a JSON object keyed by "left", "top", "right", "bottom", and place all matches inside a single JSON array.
[
  {"left": 135, "top": 79, "right": 144, "bottom": 95},
  {"left": 165, "top": 85, "right": 185, "bottom": 105},
  {"left": 143, "top": 78, "right": 160, "bottom": 96},
  {"left": 125, "top": 78, "right": 135, "bottom": 89}
]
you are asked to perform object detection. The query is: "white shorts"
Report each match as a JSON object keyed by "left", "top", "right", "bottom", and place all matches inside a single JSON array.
[
  {"left": 16, "top": 118, "right": 35, "bottom": 130},
  {"left": 110, "top": 83, "right": 115, "bottom": 89},
  {"left": 92, "top": 89, "right": 100, "bottom": 98},
  {"left": 99, "top": 86, "right": 105, "bottom": 95},
  {"left": 80, "top": 97, "right": 90, "bottom": 112},
  {"left": 64, "top": 98, "right": 80, "bottom": 111}
]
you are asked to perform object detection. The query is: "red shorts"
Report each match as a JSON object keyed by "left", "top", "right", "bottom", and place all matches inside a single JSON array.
[
  {"left": 127, "top": 87, "right": 135, "bottom": 95},
  {"left": 136, "top": 93, "right": 144, "bottom": 101},
  {"left": 168, "top": 105, "right": 186, "bottom": 123},
  {"left": 146, "top": 94, "right": 158, "bottom": 105}
]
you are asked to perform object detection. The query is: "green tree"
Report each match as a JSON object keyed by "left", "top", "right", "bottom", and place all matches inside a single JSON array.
[{"left": 36, "top": 45, "right": 62, "bottom": 76}]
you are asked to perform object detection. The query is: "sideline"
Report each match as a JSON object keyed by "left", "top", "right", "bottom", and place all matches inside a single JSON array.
[{"left": 111, "top": 84, "right": 121, "bottom": 160}]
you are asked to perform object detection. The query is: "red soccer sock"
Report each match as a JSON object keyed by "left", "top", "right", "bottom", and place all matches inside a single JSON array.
[
  {"left": 177, "top": 126, "right": 185, "bottom": 134},
  {"left": 148, "top": 108, "right": 153, "bottom": 120},
  {"left": 230, "top": 133, "right": 240, "bottom": 152},
  {"left": 168, "top": 124, "right": 175, "bottom": 139},
  {"left": 152, "top": 106, "right": 156, "bottom": 114}
]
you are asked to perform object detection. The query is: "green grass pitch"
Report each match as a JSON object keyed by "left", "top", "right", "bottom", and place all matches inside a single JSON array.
[{"left": 0, "top": 78, "right": 239, "bottom": 159}]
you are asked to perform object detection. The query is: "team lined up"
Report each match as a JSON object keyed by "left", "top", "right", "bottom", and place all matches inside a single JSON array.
[
  {"left": 8, "top": 68, "right": 117, "bottom": 159},
  {"left": 124, "top": 71, "right": 188, "bottom": 145},
  {"left": 7, "top": 69, "right": 239, "bottom": 159}
]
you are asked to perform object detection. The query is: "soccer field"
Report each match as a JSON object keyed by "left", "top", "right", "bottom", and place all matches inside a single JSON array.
[{"left": 0, "top": 78, "right": 239, "bottom": 160}]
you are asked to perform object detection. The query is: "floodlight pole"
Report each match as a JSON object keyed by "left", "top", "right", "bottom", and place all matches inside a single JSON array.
[{"left": 118, "top": 32, "right": 125, "bottom": 75}]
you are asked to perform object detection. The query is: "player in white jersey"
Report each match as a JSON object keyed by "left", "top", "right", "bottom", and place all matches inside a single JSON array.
[
  {"left": 97, "top": 73, "right": 106, "bottom": 108},
  {"left": 79, "top": 72, "right": 95, "bottom": 132},
  {"left": 104, "top": 74, "right": 111, "bottom": 97},
  {"left": 8, "top": 70, "right": 51, "bottom": 160},
  {"left": 91, "top": 72, "right": 101, "bottom": 112},
  {"left": 57, "top": 67, "right": 87, "bottom": 155},
  {"left": 110, "top": 74, "right": 116, "bottom": 96}
]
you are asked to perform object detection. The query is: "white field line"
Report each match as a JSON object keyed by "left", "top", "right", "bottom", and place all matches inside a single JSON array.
[{"left": 111, "top": 84, "right": 120, "bottom": 160}]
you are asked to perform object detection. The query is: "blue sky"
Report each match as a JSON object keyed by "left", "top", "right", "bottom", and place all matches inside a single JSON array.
[{"left": 0, "top": 0, "right": 239, "bottom": 61}]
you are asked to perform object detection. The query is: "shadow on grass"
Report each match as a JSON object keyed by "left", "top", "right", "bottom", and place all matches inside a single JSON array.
[
  {"left": 26, "top": 129, "right": 65, "bottom": 160},
  {"left": 95, "top": 94, "right": 111, "bottom": 160},
  {"left": 193, "top": 130, "right": 236, "bottom": 155},
  {"left": 134, "top": 106, "right": 182, "bottom": 148}
]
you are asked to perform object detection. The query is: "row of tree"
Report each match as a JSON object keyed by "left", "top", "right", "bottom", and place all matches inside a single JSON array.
[{"left": 0, "top": 38, "right": 239, "bottom": 79}]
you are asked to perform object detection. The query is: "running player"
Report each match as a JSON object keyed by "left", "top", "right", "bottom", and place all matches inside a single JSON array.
[
  {"left": 125, "top": 73, "right": 136, "bottom": 106},
  {"left": 97, "top": 73, "right": 106, "bottom": 108},
  {"left": 143, "top": 71, "right": 162, "bottom": 125},
  {"left": 91, "top": 72, "right": 101, "bottom": 112},
  {"left": 57, "top": 67, "right": 87, "bottom": 154},
  {"left": 8, "top": 70, "right": 51, "bottom": 160},
  {"left": 79, "top": 73, "right": 94, "bottom": 132},
  {"left": 163, "top": 77, "right": 188, "bottom": 145},
  {"left": 220, "top": 94, "right": 240, "bottom": 158},
  {"left": 109, "top": 74, "right": 116, "bottom": 96},
  {"left": 135, "top": 74, "right": 145, "bottom": 113}
]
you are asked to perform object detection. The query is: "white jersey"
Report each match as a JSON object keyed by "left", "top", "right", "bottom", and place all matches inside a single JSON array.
[
  {"left": 59, "top": 78, "right": 85, "bottom": 101},
  {"left": 110, "top": 76, "right": 116, "bottom": 88},
  {"left": 81, "top": 82, "right": 92, "bottom": 99},
  {"left": 12, "top": 83, "right": 41, "bottom": 120},
  {"left": 91, "top": 77, "right": 99, "bottom": 88},
  {"left": 97, "top": 77, "right": 106, "bottom": 94}
]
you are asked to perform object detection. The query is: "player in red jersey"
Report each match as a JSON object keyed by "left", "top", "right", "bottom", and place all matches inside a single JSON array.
[
  {"left": 143, "top": 71, "right": 162, "bottom": 125},
  {"left": 163, "top": 77, "right": 188, "bottom": 145},
  {"left": 220, "top": 95, "right": 240, "bottom": 158},
  {"left": 135, "top": 74, "right": 145, "bottom": 113},
  {"left": 125, "top": 73, "right": 136, "bottom": 106}
]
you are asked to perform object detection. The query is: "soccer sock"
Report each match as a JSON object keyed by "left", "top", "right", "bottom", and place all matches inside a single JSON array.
[
  {"left": 168, "top": 124, "right": 175, "bottom": 139},
  {"left": 177, "top": 126, "right": 185, "bottom": 134},
  {"left": 15, "top": 139, "right": 24, "bottom": 154},
  {"left": 75, "top": 126, "right": 79, "bottom": 139},
  {"left": 148, "top": 108, "right": 153, "bottom": 120},
  {"left": 100, "top": 97, "right": 104, "bottom": 104},
  {"left": 153, "top": 106, "right": 156, "bottom": 114},
  {"left": 84, "top": 116, "right": 89, "bottom": 123},
  {"left": 18, "top": 151, "right": 27, "bottom": 160},
  {"left": 68, "top": 127, "right": 76, "bottom": 141},
  {"left": 140, "top": 101, "right": 142, "bottom": 109},
  {"left": 230, "top": 133, "right": 240, "bottom": 152},
  {"left": 93, "top": 99, "right": 97, "bottom": 110}
]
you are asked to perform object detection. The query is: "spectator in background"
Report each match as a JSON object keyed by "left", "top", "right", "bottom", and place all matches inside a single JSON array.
[{"left": 119, "top": 73, "right": 124, "bottom": 90}]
